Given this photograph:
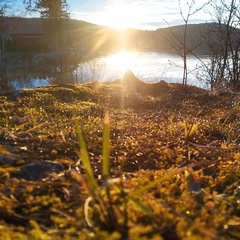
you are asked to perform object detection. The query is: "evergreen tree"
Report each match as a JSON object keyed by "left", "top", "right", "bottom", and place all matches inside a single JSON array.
[
  {"left": 31, "top": 0, "right": 70, "bottom": 50},
  {"left": 35, "top": 0, "right": 69, "bottom": 20}
]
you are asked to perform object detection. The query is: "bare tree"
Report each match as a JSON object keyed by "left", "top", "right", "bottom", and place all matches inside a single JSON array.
[
  {"left": 0, "top": 1, "right": 14, "bottom": 16},
  {"left": 204, "top": 0, "right": 240, "bottom": 90},
  {"left": 165, "top": 0, "right": 210, "bottom": 87},
  {"left": 0, "top": 0, "right": 14, "bottom": 68}
]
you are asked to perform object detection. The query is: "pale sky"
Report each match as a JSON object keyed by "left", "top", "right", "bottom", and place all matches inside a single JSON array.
[
  {"left": 14, "top": 0, "right": 213, "bottom": 30},
  {"left": 69, "top": 0, "right": 213, "bottom": 30}
]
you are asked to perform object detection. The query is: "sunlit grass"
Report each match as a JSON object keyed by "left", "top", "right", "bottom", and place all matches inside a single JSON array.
[
  {"left": 0, "top": 83, "right": 239, "bottom": 239},
  {"left": 72, "top": 113, "right": 158, "bottom": 232}
]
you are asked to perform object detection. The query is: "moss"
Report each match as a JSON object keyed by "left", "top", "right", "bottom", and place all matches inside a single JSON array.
[
  {"left": 19, "top": 84, "right": 97, "bottom": 103},
  {"left": 0, "top": 82, "right": 239, "bottom": 238}
]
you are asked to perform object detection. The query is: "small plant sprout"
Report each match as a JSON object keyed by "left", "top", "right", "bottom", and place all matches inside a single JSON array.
[
  {"left": 73, "top": 113, "right": 126, "bottom": 231},
  {"left": 72, "top": 112, "right": 177, "bottom": 233},
  {"left": 184, "top": 121, "right": 198, "bottom": 143}
]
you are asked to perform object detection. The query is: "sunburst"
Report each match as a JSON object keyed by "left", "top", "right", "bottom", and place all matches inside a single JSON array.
[{"left": 104, "top": 2, "right": 138, "bottom": 30}]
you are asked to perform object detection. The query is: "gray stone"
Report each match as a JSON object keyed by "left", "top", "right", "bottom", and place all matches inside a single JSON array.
[
  {"left": 0, "top": 154, "right": 17, "bottom": 165},
  {"left": 16, "top": 161, "right": 64, "bottom": 181}
]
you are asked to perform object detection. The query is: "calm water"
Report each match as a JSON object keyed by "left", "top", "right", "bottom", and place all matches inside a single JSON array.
[
  {"left": 74, "top": 51, "right": 206, "bottom": 87},
  {"left": 3, "top": 51, "right": 207, "bottom": 89}
]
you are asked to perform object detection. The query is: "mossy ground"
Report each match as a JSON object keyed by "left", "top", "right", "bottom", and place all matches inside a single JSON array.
[{"left": 0, "top": 77, "right": 239, "bottom": 239}]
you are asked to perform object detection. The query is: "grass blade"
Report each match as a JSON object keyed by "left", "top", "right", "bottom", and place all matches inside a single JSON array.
[
  {"left": 74, "top": 119, "right": 99, "bottom": 196},
  {"left": 102, "top": 112, "right": 110, "bottom": 180},
  {"left": 129, "top": 197, "right": 153, "bottom": 216},
  {"left": 130, "top": 171, "right": 178, "bottom": 197}
]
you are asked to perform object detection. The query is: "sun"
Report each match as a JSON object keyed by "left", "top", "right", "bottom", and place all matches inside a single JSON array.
[{"left": 104, "top": 2, "right": 136, "bottom": 30}]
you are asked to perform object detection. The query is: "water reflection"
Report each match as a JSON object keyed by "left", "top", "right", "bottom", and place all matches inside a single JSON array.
[
  {"left": 1, "top": 62, "right": 78, "bottom": 90},
  {"left": 0, "top": 51, "right": 84, "bottom": 90},
  {"left": 0, "top": 51, "right": 207, "bottom": 90},
  {"left": 74, "top": 51, "right": 206, "bottom": 87}
]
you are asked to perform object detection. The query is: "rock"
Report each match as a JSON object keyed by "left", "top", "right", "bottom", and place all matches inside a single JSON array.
[
  {"left": 0, "top": 144, "right": 18, "bottom": 165},
  {"left": 121, "top": 70, "right": 145, "bottom": 90},
  {"left": 15, "top": 161, "right": 64, "bottom": 181},
  {"left": 146, "top": 80, "right": 171, "bottom": 95},
  {"left": 0, "top": 154, "right": 18, "bottom": 165},
  {"left": 114, "top": 71, "right": 171, "bottom": 96}
]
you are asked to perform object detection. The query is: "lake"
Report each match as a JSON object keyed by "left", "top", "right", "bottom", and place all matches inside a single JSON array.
[
  {"left": 75, "top": 51, "right": 206, "bottom": 87},
  {"left": 3, "top": 51, "right": 208, "bottom": 89}
]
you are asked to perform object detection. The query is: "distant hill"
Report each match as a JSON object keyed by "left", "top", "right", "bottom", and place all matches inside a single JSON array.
[
  {"left": 2, "top": 17, "right": 122, "bottom": 53},
  {"left": 1, "top": 17, "right": 239, "bottom": 55},
  {"left": 3, "top": 17, "right": 43, "bottom": 35},
  {"left": 155, "top": 23, "right": 217, "bottom": 54}
]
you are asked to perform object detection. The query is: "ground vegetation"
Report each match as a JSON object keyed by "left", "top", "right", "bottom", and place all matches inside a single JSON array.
[{"left": 0, "top": 73, "right": 239, "bottom": 239}]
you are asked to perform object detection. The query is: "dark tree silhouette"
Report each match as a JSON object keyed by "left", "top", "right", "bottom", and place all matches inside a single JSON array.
[
  {"left": 35, "top": 0, "right": 69, "bottom": 19},
  {"left": 23, "top": 0, "right": 70, "bottom": 50}
]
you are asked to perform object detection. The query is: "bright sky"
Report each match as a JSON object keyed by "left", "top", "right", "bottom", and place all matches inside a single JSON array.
[
  {"left": 15, "top": 0, "right": 213, "bottom": 30},
  {"left": 68, "top": 0, "right": 213, "bottom": 30}
]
